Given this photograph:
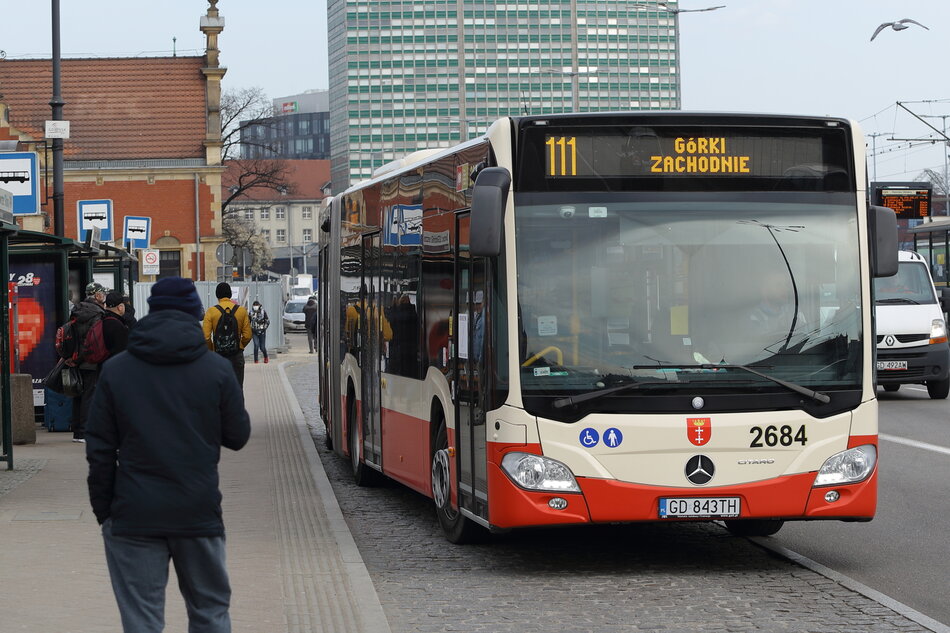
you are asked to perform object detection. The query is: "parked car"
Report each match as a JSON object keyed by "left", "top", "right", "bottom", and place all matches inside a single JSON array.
[{"left": 282, "top": 299, "right": 308, "bottom": 333}]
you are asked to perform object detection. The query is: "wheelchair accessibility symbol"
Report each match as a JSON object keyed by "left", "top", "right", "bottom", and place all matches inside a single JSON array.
[{"left": 579, "top": 427, "right": 600, "bottom": 448}]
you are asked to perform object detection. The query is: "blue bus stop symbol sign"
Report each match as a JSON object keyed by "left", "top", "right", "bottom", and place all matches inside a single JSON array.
[
  {"left": 77, "top": 199, "right": 114, "bottom": 243},
  {"left": 0, "top": 152, "right": 40, "bottom": 214}
]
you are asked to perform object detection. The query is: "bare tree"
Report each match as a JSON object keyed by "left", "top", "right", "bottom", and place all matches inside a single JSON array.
[
  {"left": 219, "top": 87, "right": 294, "bottom": 277},
  {"left": 917, "top": 169, "right": 949, "bottom": 214},
  {"left": 219, "top": 87, "right": 295, "bottom": 219},
  {"left": 222, "top": 211, "right": 273, "bottom": 277}
]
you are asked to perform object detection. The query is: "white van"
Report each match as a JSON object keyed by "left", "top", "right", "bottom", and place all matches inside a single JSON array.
[{"left": 874, "top": 250, "right": 950, "bottom": 398}]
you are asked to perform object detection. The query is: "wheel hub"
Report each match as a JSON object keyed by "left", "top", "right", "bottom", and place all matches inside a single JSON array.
[{"left": 431, "top": 448, "right": 450, "bottom": 509}]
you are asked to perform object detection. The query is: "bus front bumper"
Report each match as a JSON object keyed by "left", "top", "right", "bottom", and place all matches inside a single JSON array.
[{"left": 486, "top": 463, "right": 877, "bottom": 529}]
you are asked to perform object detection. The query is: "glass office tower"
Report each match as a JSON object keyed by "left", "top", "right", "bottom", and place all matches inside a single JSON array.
[{"left": 328, "top": 0, "right": 680, "bottom": 190}]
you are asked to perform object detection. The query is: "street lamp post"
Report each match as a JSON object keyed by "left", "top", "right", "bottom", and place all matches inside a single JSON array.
[
  {"left": 634, "top": 2, "right": 725, "bottom": 109},
  {"left": 866, "top": 131, "right": 893, "bottom": 183}
]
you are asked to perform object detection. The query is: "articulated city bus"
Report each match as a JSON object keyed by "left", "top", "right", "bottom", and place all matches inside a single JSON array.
[{"left": 317, "top": 113, "right": 898, "bottom": 543}]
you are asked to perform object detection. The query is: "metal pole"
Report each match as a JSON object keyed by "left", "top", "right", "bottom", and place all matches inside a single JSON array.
[
  {"left": 51, "top": 0, "right": 65, "bottom": 237},
  {"left": 571, "top": 72, "right": 580, "bottom": 112},
  {"left": 1, "top": 233, "right": 13, "bottom": 470},
  {"left": 674, "top": 10, "right": 682, "bottom": 109}
]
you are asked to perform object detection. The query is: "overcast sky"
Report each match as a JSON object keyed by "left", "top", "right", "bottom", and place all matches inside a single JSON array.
[{"left": 4, "top": 0, "right": 949, "bottom": 183}]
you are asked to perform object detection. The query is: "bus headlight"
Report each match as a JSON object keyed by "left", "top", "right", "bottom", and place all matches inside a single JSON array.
[
  {"left": 501, "top": 452, "right": 580, "bottom": 492},
  {"left": 931, "top": 319, "right": 947, "bottom": 345},
  {"left": 813, "top": 445, "right": 876, "bottom": 487}
]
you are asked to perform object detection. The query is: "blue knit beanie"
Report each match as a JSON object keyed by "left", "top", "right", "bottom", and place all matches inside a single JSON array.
[{"left": 147, "top": 277, "right": 204, "bottom": 319}]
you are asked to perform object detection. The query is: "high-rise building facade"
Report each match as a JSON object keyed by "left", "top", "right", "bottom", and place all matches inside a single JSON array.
[
  {"left": 328, "top": 0, "right": 680, "bottom": 190},
  {"left": 240, "top": 90, "right": 331, "bottom": 160}
]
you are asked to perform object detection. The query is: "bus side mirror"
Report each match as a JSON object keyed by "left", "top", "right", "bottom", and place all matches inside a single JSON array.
[
  {"left": 470, "top": 167, "right": 511, "bottom": 257},
  {"left": 870, "top": 205, "right": 898, "bottom": 278}
]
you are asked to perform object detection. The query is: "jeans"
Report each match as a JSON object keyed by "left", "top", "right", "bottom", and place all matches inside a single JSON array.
[
  {"left": 226, "top": 352, "right": 245, "bottom": 388},
  {"left": 251, "top": 330, "right": 267, "bottom": 361},
  {"left": 74, "top": 368, "right": 99, "bottom": 439},
  {"left": 306, "top": 328, "right": 316, "bottom": 353},
  {"left": 102, "top": 519, "right": 232, "bottom": 633}
]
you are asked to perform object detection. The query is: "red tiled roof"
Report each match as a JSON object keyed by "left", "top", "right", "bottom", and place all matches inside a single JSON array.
[
  {"left": 0, "top": 57, "right": 208, "bottom": 161},
  {"left": 224, "top": 159, "right": 331, "bottom": 201}
]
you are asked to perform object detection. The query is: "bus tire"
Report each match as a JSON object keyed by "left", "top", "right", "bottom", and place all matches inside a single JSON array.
[
  {"left": 882, "top": 384, "right": 900, "bottom": 392},
  {"left": 926, "top": 377, "right": 950, "bottom": 399},
  {"left": 348, "top": 396, "right": 381, "bottom": 487},
  {"left": 724, "top": 519, "right": 784, "bottom": 537},
  {"left": 431, "top": 422, "right": 483, "bottom": 544}
]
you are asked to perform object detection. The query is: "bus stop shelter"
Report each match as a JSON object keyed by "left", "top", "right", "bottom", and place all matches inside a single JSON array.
[
  {"left": 910, "top": 218, "right": 950, "bottom": 288},
  {"left": 0, "top": 215, "right": 19, "bottom": 470}
]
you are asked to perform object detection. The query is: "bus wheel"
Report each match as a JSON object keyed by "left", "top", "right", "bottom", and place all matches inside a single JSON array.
[
  {"left": 724, "top": 519, "right": 784, "bottom": 537},
  {"left": 431, "top": 423, "right": 482, "bottom": 544},
  {"left": 882, "top": 384, "right": 900, "bottom": 392},
  {"left": 348, "top": 398, "right": 380, "bottom": 487},
  {"left": 927, "top": 377, "right": 950, "bottom": 399}
]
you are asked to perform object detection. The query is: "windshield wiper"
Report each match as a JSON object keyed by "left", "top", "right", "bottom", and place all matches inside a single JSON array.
[
  {"left": 876, "top": 297, "right": 920, "bottom": 305},
  {"left": 631, "top": 363, "right": 830, "bottom": 404},
  {"left": 552, "top": 380, "right": 676, "bottom": 409}
]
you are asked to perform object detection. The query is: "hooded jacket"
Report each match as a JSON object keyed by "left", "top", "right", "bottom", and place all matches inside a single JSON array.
[{"left": 85, "top": 309, "right": 251, "bottom": 537}]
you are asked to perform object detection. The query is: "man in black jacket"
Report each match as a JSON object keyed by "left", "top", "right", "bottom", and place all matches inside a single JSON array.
[
  {"left": 86, "top": 277, "right": 251, "bottom": 633},
  {"left": 102, "top": 291, "right": 129, "bottom": 356}
]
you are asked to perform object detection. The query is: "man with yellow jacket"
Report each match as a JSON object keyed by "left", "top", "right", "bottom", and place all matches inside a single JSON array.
[{"left": 202, "top": 282, "right": 253, "bottom": 387}]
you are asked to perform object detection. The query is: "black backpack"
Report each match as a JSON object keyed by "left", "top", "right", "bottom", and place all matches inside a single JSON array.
[{"left": 213, "top": 305, "right": 240, "bottom": 356}]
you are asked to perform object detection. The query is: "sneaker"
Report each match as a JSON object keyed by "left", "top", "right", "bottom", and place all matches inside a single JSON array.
[
  {"left": 72, "top": 438, "right": 85, "bottom": 443},
  {"left": 254, "top": 360, "right": 259, "bottom": 364},
  {"left": 264, "top": 357, "right": 269, "bottom": 364}
]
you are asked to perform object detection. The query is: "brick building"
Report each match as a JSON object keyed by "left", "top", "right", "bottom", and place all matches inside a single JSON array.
[{"left": 0, "top": 1, "right": 227, "bottom": 280}]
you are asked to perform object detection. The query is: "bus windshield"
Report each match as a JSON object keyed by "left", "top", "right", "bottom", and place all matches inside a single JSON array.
[{"left": 514, "top": 191, "right": 863, "bottom": 412}]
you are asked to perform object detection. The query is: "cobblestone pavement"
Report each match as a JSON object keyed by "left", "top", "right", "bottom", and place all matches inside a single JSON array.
[
  {"left": 0, "top": 457, "right": 46, "bottom": 497},
  {"left": 285, "top": 360, "right": 932, "bottom": 633}
]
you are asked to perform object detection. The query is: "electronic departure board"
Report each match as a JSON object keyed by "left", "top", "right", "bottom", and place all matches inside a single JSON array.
[{"left": 872, "top": 183, "right": 931, "bottom": 219}]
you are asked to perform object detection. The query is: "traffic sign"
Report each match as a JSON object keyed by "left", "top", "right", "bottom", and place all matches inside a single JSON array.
[
  {"left": 77, "top": 199, "right": 114, "bottom": 243},
  {"left": 0, "top": 152, "right": 40, "bottom": 214},
  {"left": 123, "top": 216, "right": 151, "bottom": 250},
  {"left": 142, "top": 249, "right": 160, "bottom": 275},
  {"left": 216, "top": 242, "right": 235, "bottom": 264}
]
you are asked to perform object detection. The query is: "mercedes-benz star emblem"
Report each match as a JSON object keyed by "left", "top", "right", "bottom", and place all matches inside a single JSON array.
[{"left": 685, "top": 455, "right": 715, "bottom": 485}]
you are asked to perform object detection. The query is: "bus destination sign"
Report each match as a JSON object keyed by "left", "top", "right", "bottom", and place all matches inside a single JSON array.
[
  {"left": 871, "top": 183, "right": 930, "bottom": 219},
  {"left": 538, "top": 126, "right": 844, "bottom": 182}
]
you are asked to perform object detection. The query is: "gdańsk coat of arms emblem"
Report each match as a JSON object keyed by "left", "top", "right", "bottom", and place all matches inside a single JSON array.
[{"left": 687, "top": 417, "right": 711, "bottom": 446}]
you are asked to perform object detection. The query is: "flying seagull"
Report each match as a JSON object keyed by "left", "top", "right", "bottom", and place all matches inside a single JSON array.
[{"left": 870, "top": 18, "right": 929, "bottom": 41}]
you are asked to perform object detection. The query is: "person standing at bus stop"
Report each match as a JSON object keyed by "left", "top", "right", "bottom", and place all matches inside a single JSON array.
[
  {"left": 249, "top": 300, "right": 270, "bottom": 364},
  {"left": 303, "top": 297, "right": 319, "bottom": 353},
  {"left": 202, "top": 282, "right": 252, "bottom": 386},
  {"left": 85, "top": 276, "right": 251, "bottom": 633}
]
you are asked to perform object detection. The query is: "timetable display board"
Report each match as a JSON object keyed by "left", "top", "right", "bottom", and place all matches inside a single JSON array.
[{"left": 871, "top": 182, "right": 931, "bottom": 219}]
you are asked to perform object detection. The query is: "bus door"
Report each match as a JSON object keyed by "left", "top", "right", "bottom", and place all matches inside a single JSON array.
[
  {"left": 454, "top": 213, "right": 489, "bottom": 522},
  {"left": 360, "top": 232, "right": 383, "bottom": 469}
]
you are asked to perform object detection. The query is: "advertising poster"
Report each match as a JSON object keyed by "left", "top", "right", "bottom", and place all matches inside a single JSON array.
[{"left": 10, "top": 256, "right": 59, "bottom": 403}]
